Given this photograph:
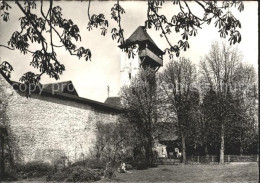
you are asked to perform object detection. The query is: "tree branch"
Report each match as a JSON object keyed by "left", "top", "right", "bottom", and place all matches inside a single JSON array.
[
  {"left": 49, "top": 0, "right": 54, "bottom": 53},
  {"left": 40, "top": 0, "right": 77, "bottom": 57},
  {"left": 15, "top": 0, "right": 45, "bottom": 43},
  {"left": 88, "top": 0, "right": 91, "bottom": 21},
  {"left": 117, "top": 0, "right": 125, "bottom": 44},
  {"left": 147, "top": 0, "right": 173, "bottom": 47},
  {"left": 0, "top": 44, "right": 15, "bottom": 50}
]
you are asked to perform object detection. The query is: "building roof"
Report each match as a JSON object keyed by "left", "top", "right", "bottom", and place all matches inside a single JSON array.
[
  {"left": 119, "top": 26, "right": 164, "bottom": 54},
  {"left": 42, "top": 81, "right": 79, "bottom": 96},
  {"left": 104, "top": 97, "right": 122, "bottom": 108},
  {"left": 127, "top": 26, "right": 157, "bottom": 46},
  {"left": 0, "top": 70, "right": 121, "bottom": 112}
]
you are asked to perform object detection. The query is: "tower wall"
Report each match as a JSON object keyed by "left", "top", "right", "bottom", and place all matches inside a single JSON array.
[{"left": 120, "top": 44, "right": 140, "bottom": 88}]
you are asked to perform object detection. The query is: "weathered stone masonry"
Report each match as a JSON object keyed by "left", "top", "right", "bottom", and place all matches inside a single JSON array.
[{"left": 0, "top": 71, "right": 120, "bottom": 164}]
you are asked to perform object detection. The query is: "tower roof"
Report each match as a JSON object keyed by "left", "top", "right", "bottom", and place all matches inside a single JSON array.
[{"left": 119, "top": 26, "right": 164, "bottom": 54}]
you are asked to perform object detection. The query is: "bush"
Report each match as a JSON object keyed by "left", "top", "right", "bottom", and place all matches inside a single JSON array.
[
  {"left": 125, "top": 163, "right": 133, "bottom": 170},
  {"left": 125, "top": 150, "right": 158, "bottom": 170},
  {"left": 135, "top": 162, "right": 149, "bottom": 170},
  {"left": 85, "top": 159, "right": 106, "bottom": 170},
  {"left": 16, "top": 161, "right": 54, "bottom": 178},
  {"left": 46, "top": 165, "right": 103, "bottom": 182},
  {"left": 133, "top": 161, "right": 157, "bottom": 170},
  {"left": 2, "top": 169, "right": 18, "bottom": 181}
]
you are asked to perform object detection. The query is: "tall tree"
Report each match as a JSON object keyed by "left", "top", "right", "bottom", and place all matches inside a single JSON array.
[
  {"left": 199, "top": 42, "right": 243, "bottom": 163},
  {"left": 226, "top": 63, "right": 258, "bottom": 155},
  {"left": 200, "top": 88, "right": 221, "bottom": 155},
  {"left": 120, "top": 67, "right": 159, "bottom": 166},
  {"left": 159, "top": 57, "right": 197, "bottom": 163}
]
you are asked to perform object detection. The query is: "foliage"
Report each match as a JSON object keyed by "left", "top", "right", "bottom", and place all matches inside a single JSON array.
[
  {"left": 163, "top": 42, "right": 258, "bottom": 158},
  {"left": 111, "top": 2, "right": 125, "bottom": 44},
  {"left": 146, "top": 0, "right": 243, "bottom": 58},
  {"left": 121, "top": 67, "right": 161, "bottom": 166},
  {"left": 46, "top": 164, "right": 103, "bottom": 182},
  {"left": 129, "top": 150, "right": 158, "bottom": 170},
  {"left": 1, "top": 0, "right": 91, "bottom": 86},
  {"left": 199, "top": 42, "right": 258, "bottom": 162},
  {"left": 93, "top": 119, "right": 134, "bottom": 165},
  {"left": 0, "top": 169, "right": 18, "bottom": 181},
  {"left": 86, "top": 0, "right": 108, "bottom": 36},
  {"left": 224, "top": 63, "right": 258, "bottom": 155},
  {"left": 200, "top": 89, "right": 221, "bottom": 154},
  {"left": 16, "top": 161, "right": 54, "bottom": 179},
  {"left": 73, "top": 158, "right": 106, "bottom": 170},
  {"left": 159, "top": 57, "right": 198, "bottom": 162},
  {"left": 0, "top": 61, "right": 13, "bottom": 78}
]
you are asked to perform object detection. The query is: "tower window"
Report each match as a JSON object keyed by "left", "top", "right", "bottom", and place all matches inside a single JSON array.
[{"left": 129, "top": 73, "right": 131, "bottom": 79}]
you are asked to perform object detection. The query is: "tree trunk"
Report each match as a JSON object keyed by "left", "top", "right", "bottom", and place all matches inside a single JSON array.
[
  {"left": 144, "top": 131, "right": 153, "bottom": 166},
  {"left": 145, "top": 141, "right": 153, "bottom": 166},
  {"left": 181, "top": 132, "right": 186, "bottom": 163},
  {"left": 205, "top": 145, "right": 209, "bottom": 157},
  {"left": 239, "top": 127, "right": 243, "bottom": 156},
  {"left": 240, "top": 145, "right": 243, "bottom": 156},
  {"left": 219, "top": 123, "right": 225, "bottom": 164}
]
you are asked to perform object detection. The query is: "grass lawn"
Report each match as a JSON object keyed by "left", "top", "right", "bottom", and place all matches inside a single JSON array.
[{"left": 109, "top": 162, "right": 258, "bottom": 182}]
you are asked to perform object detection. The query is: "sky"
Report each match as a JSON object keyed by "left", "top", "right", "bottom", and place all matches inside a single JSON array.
[{"left": 0, "top": 1, "right": 258, "bottom": 102}]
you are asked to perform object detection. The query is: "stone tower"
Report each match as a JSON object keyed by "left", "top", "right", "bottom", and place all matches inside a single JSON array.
[{"left": 119, "top": 26, "right": 164, "bottom": 87}]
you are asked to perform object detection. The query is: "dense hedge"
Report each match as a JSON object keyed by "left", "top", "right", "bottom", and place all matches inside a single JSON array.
[{"left": 46, "top": 165, "right": 103, "bottom": 182}]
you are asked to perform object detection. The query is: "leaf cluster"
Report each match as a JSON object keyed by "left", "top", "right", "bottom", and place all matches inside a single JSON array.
[
  {"left": 145, "top": 0, "right": 244, "bottom": 58},
  {"left": 1, "top": 0, "right": 91, "bottom": 92}
]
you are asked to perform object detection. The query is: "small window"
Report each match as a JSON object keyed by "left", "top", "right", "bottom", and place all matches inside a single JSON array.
[{"left": 129, "top": 73, "right": 131, "bottom": 79}]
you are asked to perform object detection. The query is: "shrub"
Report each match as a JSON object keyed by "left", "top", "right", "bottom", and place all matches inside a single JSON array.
[
  {"left": 135, "top": 162, "right": 149, "bottom": 170},
  {"left": 125, "top": 163, "right": 133, "bottom": 170},
  {"left": 125, "top": 150, "right": 158, "bottom": 170},
  {"left": 85, "top": 159, "right": 106, "bottom": 170},
  {"left": 16, "top": 161, "right": 54, "bottom": 178},
  {"left": 2, "top": 169, "right": 18, "bottom": 181},
  {"left": 46, "top": 165, "right": 103, "bottom": 182},
  {"left": 70, "top": 158, "right": 107, "bottom": 170},
  {"left": 93, "top": 120, "right": 135, "bottom": 164}
]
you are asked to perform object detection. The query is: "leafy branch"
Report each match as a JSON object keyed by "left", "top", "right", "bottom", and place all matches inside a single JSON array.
[
  {"left": 0, "top": 0, "right": 91, "bottom": 92},
  {"left": 86, "top": 0, "right": 109, "bottom": 36},
  {"left": 145, "top": 0, "right": 244, "bottom": 58}
]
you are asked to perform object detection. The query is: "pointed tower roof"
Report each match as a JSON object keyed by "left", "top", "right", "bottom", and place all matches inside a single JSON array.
[
  {"left": 119, "top": 26, "right": 164, "bottom": 54},
  {"left": 127, "top": 26, "right": 157, "bottom": 46}
]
